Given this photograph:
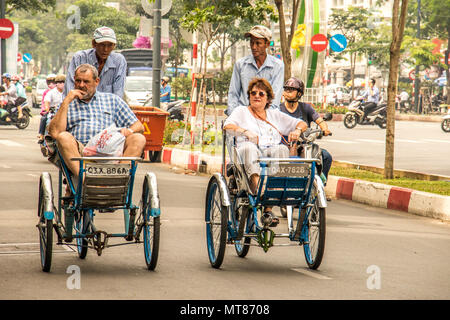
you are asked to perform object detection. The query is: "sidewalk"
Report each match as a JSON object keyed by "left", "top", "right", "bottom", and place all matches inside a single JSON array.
[{"left": 161, "top": 146, "right": 450, "bottom": 222}]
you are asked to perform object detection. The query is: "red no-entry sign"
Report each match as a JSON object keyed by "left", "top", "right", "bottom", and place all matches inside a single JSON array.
[
  {"left": 0, "top": 19, "right": 14, "bottom": 39},
  {"left": 311, "top": 33, "right": 328, "bottom": 52}
]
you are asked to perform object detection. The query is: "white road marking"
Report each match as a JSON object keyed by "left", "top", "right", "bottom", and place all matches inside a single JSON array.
[
  {"left": 356, "top": 139, "right": 384, "bottom": 144},
  {"left": 27, "top": 174, "right": 39, "bottom": 178},
  {"left": 422, "top": 139, "right": 450, "bottom": 144},
  {"left": 0, "top": 164, "right": 11, "bottom": 169},
  {"left": 291, "top": 268, "right": 332, "bottom": 280},
  {"left": 0, "top": 140, "right": 24, "bottom": 147},
  {"left": 324, "top": 139, "right": 357, "bottom": 144},
  {"left": 396, "top": 139, "right": 421, "bottom": 144}
]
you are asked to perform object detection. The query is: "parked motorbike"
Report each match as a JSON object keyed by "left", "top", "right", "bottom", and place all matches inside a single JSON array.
[
  {"left": 399, "top": 100, "right": 411, "bottom": 113},
  {"left": 343, "top": 98, "right": 386, "bottom": 129},
  {"left": 441, "top": 111, "right": 450, "bottom": 133},
  {"left": 143, "top": 97, "right": 186, "bottom": 121},
  {"left": 166, "top": 99, "right": 185, "bottom": 121},
  {"left": 0, "top": 101, "right": 32, "bottom": 129}
]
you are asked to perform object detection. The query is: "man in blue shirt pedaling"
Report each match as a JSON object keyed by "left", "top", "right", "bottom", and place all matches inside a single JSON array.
[
  {"left": 49, "top": 64, "right": 145, "bottom": 179},
  {"left": 160, "top": 76, "right": 171, "bottom": 110},
  {"left": 226, "top": 25, "right": 284, "bottom": 116},
  {"left": 64, "top": 26, "right": 127, "bottom": 98}
]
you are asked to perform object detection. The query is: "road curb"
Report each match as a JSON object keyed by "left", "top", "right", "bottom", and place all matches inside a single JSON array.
[{"left": 162, "top": 146, "right": 450, "bottom": 221}]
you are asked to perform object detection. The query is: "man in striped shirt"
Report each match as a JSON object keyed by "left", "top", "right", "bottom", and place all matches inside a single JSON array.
[
  {"left": 50, "top": 64, "right": 145, "bottom": 178},
  {"left": 64, "top": 26, "right": 127, "bottom": 98}
]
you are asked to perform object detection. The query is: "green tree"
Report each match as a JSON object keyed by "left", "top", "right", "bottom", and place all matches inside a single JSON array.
[
  {"left": 274, "top": 0, "right": 301, "bottom": 82},
  {"left": 385, "top": 0, "right": 409, "bottom": 179},
  {"left": 180, "top": 0, "right": 277, "bottom": 74},
  {"left": 5, "top": 0, "right": 56, "bottom": 14},
  {"left": 329, "top": 6, "right": 375, "bottom": 97}
]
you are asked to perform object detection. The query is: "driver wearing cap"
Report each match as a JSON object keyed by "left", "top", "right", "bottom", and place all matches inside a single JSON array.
[
  {"left": 64, "top": 26, "right": 127, "bottom": 98},
  {"left": 226, "top": 25, "right": 284, "bottom": 116}
]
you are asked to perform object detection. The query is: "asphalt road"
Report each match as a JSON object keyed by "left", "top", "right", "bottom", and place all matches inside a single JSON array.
[
  {"left": 302, "top": 119, "right": 450, "bottom": 177},
  {"left": 0, "top": 116, "right": 449, "bottom": 300}
]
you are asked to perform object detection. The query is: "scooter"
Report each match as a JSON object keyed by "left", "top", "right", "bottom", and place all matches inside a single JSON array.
[
  {"left": 0, "top": 101, "right": 32, "bottom": 129},
  {"left": 343, "top": 97, "right": 386, "bottom": 129},
  {"left": 166, "top": 99, "right": 185, "bottom": 121},
  {"left": 143, "top": 97, "right": 186, "bottom": 121},
  {"left": 441, "top": 111, "right": 450, "bottom": 133}
]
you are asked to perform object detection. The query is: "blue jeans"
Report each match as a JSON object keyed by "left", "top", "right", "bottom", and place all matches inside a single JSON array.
[{"left": 321, "top": 148, "right": 332, "bottom": 181}]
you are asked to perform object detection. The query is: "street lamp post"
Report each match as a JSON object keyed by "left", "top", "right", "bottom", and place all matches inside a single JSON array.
[
  {"left": 414, "top": 0, "right": 421, "bottom": 113},
  {"left": 152, "top": 0, "right": 161, "bottom": 109},
  {"left": 0, "top": 0, "right": 6, "bottom": 76}
]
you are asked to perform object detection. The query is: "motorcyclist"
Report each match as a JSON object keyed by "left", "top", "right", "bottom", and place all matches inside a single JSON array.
[
  {"left": 37, "top": 74, "right": 57, "bottom": 142},
  {"left": 360, "top": 78, "right": 379, "bottom": 120},
  {"left": 0, "top": 73, "right": 20, "bottom": 121},
  {"left": 279, "top": 77, "right": 333, "bottom": 182},
  {"left": 160, "top": 76, "right": 171, "bottom": 111},
  {"left": 12, "top": 74, "right": 27, "bottom": 107},
  {"left": 398, "top": 90, "right": 409, "bottom": 111}
]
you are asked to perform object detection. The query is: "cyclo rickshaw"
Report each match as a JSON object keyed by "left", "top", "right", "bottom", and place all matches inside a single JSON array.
[
  {"left": 37, "top": 140, "right": 161, "bottom": 272},
  {"left": 205, "top": 124, "right": 329, "bottom": 270}
]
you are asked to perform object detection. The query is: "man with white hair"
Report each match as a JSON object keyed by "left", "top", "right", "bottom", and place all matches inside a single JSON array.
[
  {"left": 64, "top": 26, "right": 127, "bottom": 98},
  {"left": 226, "top": 25, "right": 284, "bottom": 116}
]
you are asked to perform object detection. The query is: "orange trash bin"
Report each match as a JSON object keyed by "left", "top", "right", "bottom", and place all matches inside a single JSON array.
[{"left": 130, "top": 106, "right": 169, "bottom": 162}]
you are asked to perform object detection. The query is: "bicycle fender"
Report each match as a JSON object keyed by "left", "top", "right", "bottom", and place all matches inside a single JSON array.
[
  {"left": 314, "top": 175, "right": 327, "bottom": 208},
  {"left": 145, "top": 172, "right": 161, "bottom": 217},
  {"left": 212, "top": 173, "right": 231, "bottom": 207}
]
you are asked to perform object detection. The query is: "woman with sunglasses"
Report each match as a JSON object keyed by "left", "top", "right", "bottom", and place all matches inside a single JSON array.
[{"left": 224, "top": 78, "right": 307, "bottom": 226}]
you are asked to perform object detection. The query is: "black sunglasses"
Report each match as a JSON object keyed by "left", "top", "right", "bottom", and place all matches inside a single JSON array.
[{"left": 250, "top": 91, "right": 266, "bottom": 97}]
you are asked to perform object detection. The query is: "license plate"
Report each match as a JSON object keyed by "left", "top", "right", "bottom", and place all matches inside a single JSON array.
[
  {"left": 271, "top": 163, "right": 309, "bottom": 177},
  {"left": 85, "top": 164, "right": 130, "bottom": 176}
]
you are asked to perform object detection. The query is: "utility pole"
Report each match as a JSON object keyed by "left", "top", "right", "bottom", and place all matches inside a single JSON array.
[
  {"left": 0, "top": 0, "right": 6, "bottom": 76},
  {"left": 152, "top": 0, "right": 161, "bottom": 109},
  {"left": 413, "top": 0, "right": 421, "bottom": 113}
]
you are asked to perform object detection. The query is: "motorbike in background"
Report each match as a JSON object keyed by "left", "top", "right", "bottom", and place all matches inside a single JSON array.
[
  {"left": 343, "top": 97, "right": 387, "bottom": 129},
  {"left": 441, "top": 110, "right": 450, "bottom": 133},
  {"left": 166, "top": 99, "right": 185, "bottom": 121},
  {"left": 0, "top": 100, "right": 32, "bottom": 129}
]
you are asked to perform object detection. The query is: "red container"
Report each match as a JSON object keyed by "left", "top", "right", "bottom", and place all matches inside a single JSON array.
[{"left": 130, "top": 106, "right": 169, "bottom": 152}]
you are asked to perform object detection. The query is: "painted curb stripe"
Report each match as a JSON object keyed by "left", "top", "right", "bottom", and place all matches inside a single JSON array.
[
  {"left": 188, "top": 153, "right": 199, "bottom": 171},
  {"left": 336, "top": 178, "right": 355, "bottom": 200},
  {"left": 162, "top": 148, "right": 172, "bottom": 164},
  {"left": 387, "top": 187, "right": 412, "bottom": 212}
]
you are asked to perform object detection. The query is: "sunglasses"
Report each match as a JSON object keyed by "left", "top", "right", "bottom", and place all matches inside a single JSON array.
[
  {"left": 284, "top": 87, "right": 298, "bottom": 92},
  {"left": 56, "top": 81, "right": 65, "bottom": 84},
  {"left": 250, "top": 91, "right": 266, "bottom": 97}
]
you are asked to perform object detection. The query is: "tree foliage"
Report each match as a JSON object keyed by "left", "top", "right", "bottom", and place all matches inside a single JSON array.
[{"left": 5, "top": 0, "right": 56, "bottom": 15}]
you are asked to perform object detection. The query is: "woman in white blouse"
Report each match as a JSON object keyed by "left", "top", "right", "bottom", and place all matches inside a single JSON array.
[{"left": 224, "top": 78, "right": 307, "bottom": 225}]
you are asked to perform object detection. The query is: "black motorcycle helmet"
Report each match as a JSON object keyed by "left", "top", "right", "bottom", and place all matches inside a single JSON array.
[{"left": 283, "top": 77, "right": 304, "bottom": 102}]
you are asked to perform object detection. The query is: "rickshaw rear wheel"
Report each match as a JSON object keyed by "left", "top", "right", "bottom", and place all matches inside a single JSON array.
[
  {"left": 205, "top": 176, "right": 228, "bottom": 269},
  {"left": 141, "top": 175, "right": 160, "bottom": 270},
  {"left": 303, "top": 201, "right": 326, "bottom": 270},
  {"left": 38, "top": 174, "right": 54, "bottom": 272},
  {"left": 75, "top": 210, "right": 89, "bottom": 259}
]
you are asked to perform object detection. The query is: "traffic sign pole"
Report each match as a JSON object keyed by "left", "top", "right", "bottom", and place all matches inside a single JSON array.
[{"left": 0, "top": 0, "right": 5, "bottom": 75}]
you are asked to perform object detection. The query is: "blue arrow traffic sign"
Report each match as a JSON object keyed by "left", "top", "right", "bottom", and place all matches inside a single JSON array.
[
  {"left": 23, "top": 53, "right": 32, "bottom": 63},
  {"left": 329, "top": 34, "right": 347, "bottom": 53}
]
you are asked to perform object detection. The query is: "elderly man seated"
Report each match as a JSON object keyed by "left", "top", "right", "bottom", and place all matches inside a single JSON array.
[
  {"left": 49, "top": 64, "right": 146, "bottom": 184},
  {"left": 223, "top": 78, "right": 307, "bottom": 226}
]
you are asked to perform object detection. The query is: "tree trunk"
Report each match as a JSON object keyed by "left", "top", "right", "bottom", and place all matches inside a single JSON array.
[
  {"left": 275, "top": 0, "right": 291, "bottom": 81},
  {"left": 446, "top": 26, "right": 450, "bottom": 105},
  {"left": 350, "top": 52, "right": 356, "bottom": 99},
  {"left": 384, "top": 0, "right": 409, "bottom": 179}
]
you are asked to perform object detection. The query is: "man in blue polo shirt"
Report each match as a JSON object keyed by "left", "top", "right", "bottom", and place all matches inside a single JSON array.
[
  {"left": 226, "top": 25, "right": 284, "bottom": 115},
  {"left": 49, "top": 64, "right": 145, "bottom": 178},
  {"left": 160, "top": 76, "right": 171, "bottom": 110},
  {"left": 64, "top": 26, "right": 127, "bottom": 98}
]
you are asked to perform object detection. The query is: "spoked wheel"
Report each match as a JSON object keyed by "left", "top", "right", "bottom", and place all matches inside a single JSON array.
[
  {"left": 343, "top": 113, "right": 357, "bottom": 129},
  {"left": 303, "top": 199, "right": 326, "bottom": 270},
  {"left": 234, "top": 205, "right": 251, "bottom": 258},
  {"left": 15, "top": 114, "right": 30, "bottom": 129},
  {"left": 442, "top": 119, "right": 450, "bottom": 132},
  {"left": 75, "top": 210, "right": 91, "bottom": 259},
  {"left": 140, "top": 174, "right": 160, "bottom": 270},
  {"left": 38, "top": 173, "right": 54, "bottom": 272},
  {"left": 377, "top": 117, "right": 387, "bottom": 129},
  {"left": 205, "top": 175, "right": 228, "bottom": 268}
]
